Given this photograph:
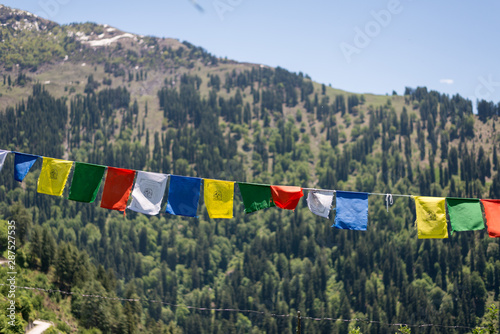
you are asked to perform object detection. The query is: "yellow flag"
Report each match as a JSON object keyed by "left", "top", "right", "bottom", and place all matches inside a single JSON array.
[
  {"left": 204, "top": 179, "right": 234, "bottom": 219},
  {"left": 37, "top": 157, "right": 73, "bottom": 196},
  {"left": 413, "top": 196, "right": 448, "bottom": 239}
]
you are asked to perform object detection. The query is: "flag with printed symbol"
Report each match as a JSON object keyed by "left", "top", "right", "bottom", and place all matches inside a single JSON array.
[{"left": 204, "top": 179, "right": 234, "bottom": 218}]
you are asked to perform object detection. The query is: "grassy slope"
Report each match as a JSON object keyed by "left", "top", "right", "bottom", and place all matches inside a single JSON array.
[
  {"left": 0, "top": 12, "right": 498, "bottom": 189},
  {"left": 3, "top": 57, "right": 499, "bottom": 189}
]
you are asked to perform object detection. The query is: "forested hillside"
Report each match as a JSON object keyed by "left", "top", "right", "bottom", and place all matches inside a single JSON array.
[{"left": 1, "top": 5, "right": 500, "bottom": 334}]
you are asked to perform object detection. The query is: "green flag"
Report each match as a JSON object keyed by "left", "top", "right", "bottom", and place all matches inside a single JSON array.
[
  {"left": 446, "top": 198, "right": 484, "bottom": 234},
  {"left": 237, "top": 182, "right": 275, "bottom": 213},
  {"left": 68, "top": 162, "right": 106, "bottom": 203}
]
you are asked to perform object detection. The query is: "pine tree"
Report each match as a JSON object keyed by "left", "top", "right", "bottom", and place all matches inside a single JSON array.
[
  {"left": 139, "top": 227, "right": 148, "bottom": 255},
  {"left": 41, "top": 228, "right": 56, "bottom": 273},
  {"left": 493, "top": 146, "right": 498, "bottom": 171}
]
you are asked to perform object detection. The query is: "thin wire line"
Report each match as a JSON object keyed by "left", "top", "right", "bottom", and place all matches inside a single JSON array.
[
  {"left": 301, "top": 188, "right": 335, "bottom": 192},
  {"left": 370, "top": 192, "right": 412, "bottom": 198},
  {"left": 302, "top": 189, "right": 413, "bottom": 198},
  {"left": 0, "top": 284, "right": 485, "bottom": 331}
]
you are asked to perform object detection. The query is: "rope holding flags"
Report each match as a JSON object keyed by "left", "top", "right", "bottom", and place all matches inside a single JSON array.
[
  {"left": 385, "top": 193, "right": 393, "bottom": 212},
  {"left": 1, "top": 149, "right": 500, "bottom": 239}
]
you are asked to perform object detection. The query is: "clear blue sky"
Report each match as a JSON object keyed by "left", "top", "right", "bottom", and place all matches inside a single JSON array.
[{"left": 3, "top": 0, "right": 500, "bottom": 104}]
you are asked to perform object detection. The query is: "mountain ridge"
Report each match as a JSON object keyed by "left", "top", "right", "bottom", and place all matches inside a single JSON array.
[{"left": 1, "top": 4, "right": 500, "bottom": 334}]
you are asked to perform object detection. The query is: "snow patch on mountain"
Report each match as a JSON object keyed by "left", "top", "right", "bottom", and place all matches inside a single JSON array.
[{"left": 83, "top": 33, "right": 136, "bottom": 47}]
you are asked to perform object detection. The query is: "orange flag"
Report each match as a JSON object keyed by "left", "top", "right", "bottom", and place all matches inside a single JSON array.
[
  {"left": 100, "top": 167, "right": 136, "bottom": 212},
  {"left": 270, "top": 186, "right": 303, "bottom": 210},
  {"left": 481, "top": 199, "right": 500, "bottom": 238}
]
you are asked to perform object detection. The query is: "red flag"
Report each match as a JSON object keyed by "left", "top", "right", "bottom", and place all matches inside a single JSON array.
[
  {"left": 481, "top": 199, "right": 500, "bottom": 238},
  {"left": 100, "top": 167, "right": 136, "bottom": 212},
  {"left": 270, "top": 185, "right": 303, "bottom": 210}
]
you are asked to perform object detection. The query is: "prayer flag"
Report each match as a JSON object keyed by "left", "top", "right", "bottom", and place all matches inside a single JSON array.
[
  {"left": 128, "top": 171, "right": 168, "bottom": 215},
  {"left": 480, "top": 199, "right": 500, "bottom": 238},
  {"left": 413, "top": 196, "right": 448, "bottom": 239},
  {"left": 271, "top": 185, "right": 303, "bottom": 210},
  {"left": 68, "top": 162, "right": 106, "bottom": 203},
  {"left": 0, "top": 150, "right": 9, "bottom": 173},
  {"left": 307, "top": 190, "right": 334, "bottom": 218},
  {"left": 37, "top": 158, "right": 73, "bottom": 196},
  {"left": 165, "top": 175, "right": 201, "bottom": 217},
  {"left": 204, "top": 179, "right": 234, "bottom": 218},
  {"left": 446, "top": 198, "right": 484, "bottom": 234},
  {"left": 237, "top": 182, "right": 275, "bottom": 213},
  {"left": 14, "top": 152, "right": 39, "bottom": 182},
  {"left": 333, "top": 191, "right": 368, "bottom": 230},
  {"left": 100, "top": 167, "right": 136, "bottom": 212}
]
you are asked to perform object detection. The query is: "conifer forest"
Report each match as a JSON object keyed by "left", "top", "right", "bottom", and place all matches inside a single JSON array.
[{"left": 0, "top": 5, "right": 500, "bottom": 334}]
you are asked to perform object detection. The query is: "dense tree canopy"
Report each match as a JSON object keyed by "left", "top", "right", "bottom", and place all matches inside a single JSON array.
[{"left": 0, "top": 11, "right": 499, "bottom": 333}]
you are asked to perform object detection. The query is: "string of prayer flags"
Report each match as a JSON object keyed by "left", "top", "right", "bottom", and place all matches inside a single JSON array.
[
  {"left": 204, "top": 179, "right": 234, "bottom": 218},
  {"left": 100, "top": 167, "right": 136, "bottom": 212},
  {"left": 446, "top": 198, "right": 484, "bottom": 234},
  {"left": 14, "top": 152, "right": 40, "bottom": 182},
  {"left": 68, "top": 162, "right": 106, "bottom": 203},
  {"left": 37, "top": 158, "right": 73, "bottom": 196},
  {"left": 128, "top": 171, "right": 168, "bottom": 215},
  {"left": 307, "top": 190, "right": 334, "bottom": 219},
  {"left": 237, "top": 182, "right": 275, "bottom": 213},
  {"left": 333, "top": 191, "right": 368, "bottom": 230},
  {"left": 0, "top": 149, "right": 9, "bottom": 172},
  {"left": 480, "top": 199, "right": 500, "bottom": 238},
  {"left": 413, "top": 196, "right": 448, "bottom": 239},
  {"left": 271, "top": 185, "right": 304, "bottom": 210},
  {"left": 10, "top": 149, "right": 500, "bottom": 242},
  {"left": 165, "top": 175, "right": 201, "bottom": 217}
]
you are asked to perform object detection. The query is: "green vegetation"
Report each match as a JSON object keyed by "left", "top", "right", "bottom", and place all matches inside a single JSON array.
[{"left": 1, "top": 5, "right": 500, "bottom": 333}]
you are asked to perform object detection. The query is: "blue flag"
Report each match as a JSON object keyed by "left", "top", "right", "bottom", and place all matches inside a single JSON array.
[
  {"left": 165, "top": 175, "right": 201, "bottom": 217},
  {"left": 333, "top": 191, "right": 369, "bottom": 230},
  {"left": 14, "top": 152, "right": 40, "bottom": 182}
]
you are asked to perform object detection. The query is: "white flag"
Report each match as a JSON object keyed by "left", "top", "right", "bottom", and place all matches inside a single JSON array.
[
  {"left": 128, "top": 171, "right": 168, "bottom": 215},
  {"left": 307, "top": 190, "right": 334, "bottom": 219},
  {"left": 0, "top": 150, "right": 9, "bottom": 173}
]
